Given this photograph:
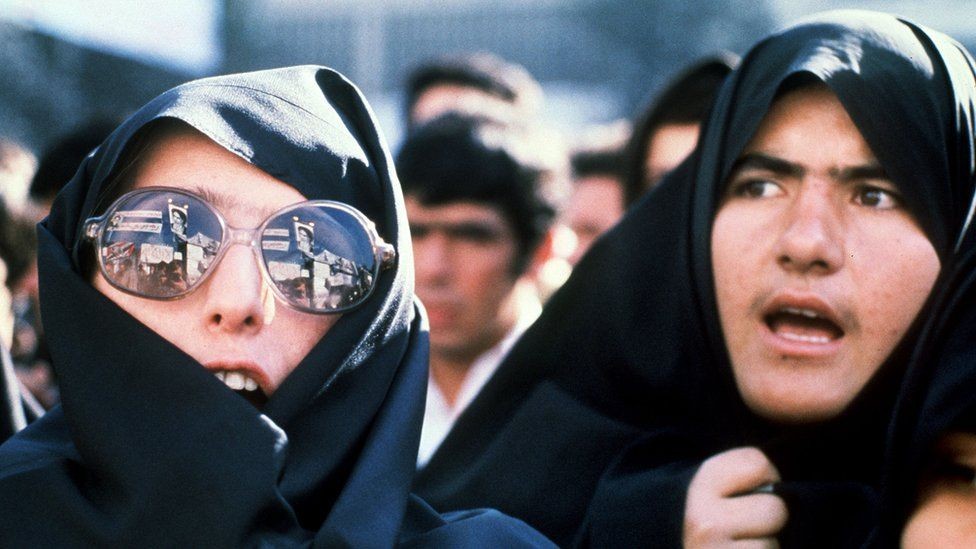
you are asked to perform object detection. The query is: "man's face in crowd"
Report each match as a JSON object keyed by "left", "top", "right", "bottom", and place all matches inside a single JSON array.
[
  {"left": 406, "top": 197, "right": 521, "bottom": 362},
  {"left": 711, "top": 84, "right": 940, "bottom": 423},
  {"left": 565, "top": 174, "right": 624, "bottom": 265},
  {"left": 644, "top": 122, "right": 700, "bottom": 188},
  {"left": 902, "top": 432, "right": 976, "bottom": 547},
  {"left": 93, "top": 128, "right": 338, "bottom": 402}
]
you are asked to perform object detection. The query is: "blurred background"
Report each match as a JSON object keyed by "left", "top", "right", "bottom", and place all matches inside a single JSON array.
[{"left": 1, "top": 0, "right": 973, "bottom": 153}]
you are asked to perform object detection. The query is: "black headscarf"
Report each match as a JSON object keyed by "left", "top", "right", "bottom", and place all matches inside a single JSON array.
[
  {"left": 0, "top": 66, "right": 552, "bottom": 547},
  {"left": 874, "top": 248, "right": 976, "bottom": 547},
  {"left": 415, "top": 10, "right": 976, "bottom": 547}
]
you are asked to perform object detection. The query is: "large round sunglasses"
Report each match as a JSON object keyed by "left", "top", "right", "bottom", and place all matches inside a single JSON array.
[{"left": 83, "top": 187, "right": 396, "bottom": 314}]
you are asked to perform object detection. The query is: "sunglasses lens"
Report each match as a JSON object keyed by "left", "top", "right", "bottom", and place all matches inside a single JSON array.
[
  {"left": 261, "top": 204, "right": 378, "bottom": 312},
  {"left": 97, "top": 190, "right": 223, "bottom": 298}
]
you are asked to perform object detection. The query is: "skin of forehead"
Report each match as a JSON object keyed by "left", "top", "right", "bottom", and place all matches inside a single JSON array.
[
  {"left": 186, "top": 185, "right": 297, "bottom": 224},
  {"left": 117, "top": 122, "right": 309, "bottom": 222}
]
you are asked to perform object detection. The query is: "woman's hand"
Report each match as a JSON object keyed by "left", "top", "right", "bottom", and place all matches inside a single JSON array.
[{"left": 683, "top": 447, "right": 788, "bottom": 548}]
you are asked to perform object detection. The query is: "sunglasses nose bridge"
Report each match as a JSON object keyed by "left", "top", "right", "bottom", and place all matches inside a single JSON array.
[
  {"left": 225, "top": 227, "right": 258, "bottom": 248},
  {"left": 222, "top": 227, "right": 265, "bottom": 278}
]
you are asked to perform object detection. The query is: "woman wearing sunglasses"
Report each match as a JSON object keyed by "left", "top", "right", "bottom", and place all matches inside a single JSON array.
[{"left": 0, "top": 66, "right": 552, "bottom": 547}]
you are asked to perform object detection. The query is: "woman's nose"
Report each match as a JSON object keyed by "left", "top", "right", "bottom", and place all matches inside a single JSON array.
[
  {"left": 774, "top": 186, "right": 846, "bottom": 275},
  {"left": 201, "top": 245, "right": 272, "bottom": 334}
]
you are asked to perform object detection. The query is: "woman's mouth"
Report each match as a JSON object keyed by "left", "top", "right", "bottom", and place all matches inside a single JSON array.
[
  {"left": 764, "top": 306, "right": 844, "bottom": 344},
  {"left": 214, "top": 370, "right": 260, "bottom": 392},
  {"left": 207, "top": 362, "right": 270, "bottom": 408},
  {"left": 758, "top": 292, "right": 848, "bottom": 359},
  {"left": 214, "top": 371, "right": 268, "bottom": 407}
]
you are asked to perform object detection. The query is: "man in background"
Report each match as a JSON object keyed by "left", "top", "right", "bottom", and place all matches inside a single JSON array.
[
  {"left": 625, "top": 54, "right": 737, "bottom": 203},
  {"left": 563, "top": 125, "right": 629, "bottom": 265},
  {"left": 395, "top": 114, "right": 566, "bottom": 467}
]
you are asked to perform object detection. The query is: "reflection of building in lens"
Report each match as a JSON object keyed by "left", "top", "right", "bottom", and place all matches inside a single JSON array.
[
  {"left": 103, "top": 241, "right": 139, "bottom": 289},
  {"left": 104, "top": 241, "right": 135, "bottom": 267},
  {"left": 310, "top": 248, "right": 370, "bottom": 309},
  {"left": 184, "top": 232, "right": 218, "bottom": 283},
  {"left": 185, "top": 232, "right": 219, "bottom": 253},
  {"left": 266, "top": 259, "right": 311, "bottom": 306}
]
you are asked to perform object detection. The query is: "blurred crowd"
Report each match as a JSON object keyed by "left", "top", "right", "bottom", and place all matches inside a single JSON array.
[
  {"left": 0, "top": 120, "right": 117, "bottom": 411},
  {"left": 394, "top": 51, "right": 737, "bottom": 473}
]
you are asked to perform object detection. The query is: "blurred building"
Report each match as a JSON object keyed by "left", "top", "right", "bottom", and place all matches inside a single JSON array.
[
  {"left": 771, "top": 0, "right": 976, "bottom": 51},
  {"left": 0, "top": 1, "right": 781, "bottom": 153},
  {"left": 221, "top": 0, "right": 776, "bottom": 140},
  {"left": 0, "top": 20, "right": 188, "bottom": 152},
  {"left": 8, "top": 0, "right": 973, "bottom": 156}
]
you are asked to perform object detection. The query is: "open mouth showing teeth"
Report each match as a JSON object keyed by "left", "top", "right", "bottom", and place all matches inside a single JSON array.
[
  {"left": 764, "top": 306, "right": 844, "bottom": 344},
  {"left": 214, "top": 371, "right": 268, "bottom": 408}
]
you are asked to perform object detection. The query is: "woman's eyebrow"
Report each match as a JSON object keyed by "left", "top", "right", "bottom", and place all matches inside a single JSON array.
[
  {"left": 729, "top": 152, "right": 805, "bottom": 179},
  {"left": 830, "top": 163, "right": 888, "bottom": 183},
  {"left": 729, "top": 153, "right": 889, "bottom": 184}
]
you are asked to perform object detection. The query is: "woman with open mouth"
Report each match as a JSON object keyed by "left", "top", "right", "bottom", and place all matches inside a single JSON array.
[
  {"left": 415, "top": 9, "right": 976, "bottom": 547},
  {"left": 0, "top": 66, "right": 552, "bottom": 547},
  {"left": 588, "top": 11, "right": 976, "bottom": 546}
]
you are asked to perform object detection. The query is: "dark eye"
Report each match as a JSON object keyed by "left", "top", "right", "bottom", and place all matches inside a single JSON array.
[
  {"left": 447, "top": 224, "right": 504, "bottom": 244},
  {"left": 409, "top": 224, "right": 430, "bottom": 239},
  {"left": 855, "top": 186, "right": 901, "bottom": 209},
  {"left": 731, "top": 179, "right": 783, "bottom": 199}
]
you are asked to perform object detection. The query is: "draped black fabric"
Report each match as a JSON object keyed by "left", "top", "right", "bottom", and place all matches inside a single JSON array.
[
  {"left": 874, "top": 249, "right": 976, "bottom": 547},
  {"left": 415, "top": 11, "right": 976, "bottom": 547},
  {"left": 0, "top": 66, "right": 552, "bottom": 548}
]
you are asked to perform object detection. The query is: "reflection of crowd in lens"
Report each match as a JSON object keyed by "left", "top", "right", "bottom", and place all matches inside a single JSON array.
[
  {"left": 0, "top": 7, "right": 975, "bottom": 548},
  {"left": 292, "top": 223, "right": 371, "bottom": 311},
  {"left": 140, "top": 258, "right": 188, "bottom": 296},
  {"left": 277, "top": 275, "right": 310, "bottom": 306},
  {"left": 98, "top": 202, "right": 205, "bottom": 297}
]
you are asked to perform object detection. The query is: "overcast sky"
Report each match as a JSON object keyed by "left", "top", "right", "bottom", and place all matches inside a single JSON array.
[
  {"left": 1, "top": 0, "right": 972, "bottom": 77},
  {"left": 0, "top": 0, "right": 220, "bottom": 73}
]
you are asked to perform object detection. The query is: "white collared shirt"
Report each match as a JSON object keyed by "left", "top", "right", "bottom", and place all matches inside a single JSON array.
[{"left": 416, "top": 298, "right": 541, "bottom": 468}]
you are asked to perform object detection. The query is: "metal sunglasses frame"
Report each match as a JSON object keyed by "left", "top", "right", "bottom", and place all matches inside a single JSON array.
[{"left": 83, "top": 186, "right": 396, "bottom": 314}]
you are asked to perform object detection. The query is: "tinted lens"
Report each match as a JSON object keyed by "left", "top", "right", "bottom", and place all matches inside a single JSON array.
[
  {"left": 98, "top": 190, "right": 223, "bottom": 298},
  {"left": 261, "top": 204, "right": 378, "bottom": 312}
]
